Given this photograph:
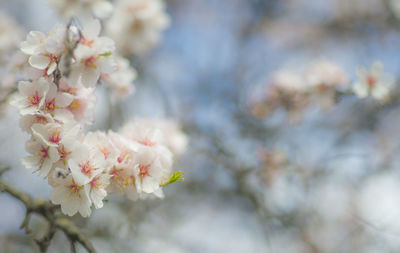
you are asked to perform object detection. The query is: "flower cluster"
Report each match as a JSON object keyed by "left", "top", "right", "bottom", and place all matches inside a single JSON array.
[
  {"left": 106, "top": 0, "right": 170, "bottom": 56},
  {"left": 250, "top": 60, "right": 395, "bottom": 123},
  {"left": 10, "top": 19, "right": 184, "bottom": 217}
]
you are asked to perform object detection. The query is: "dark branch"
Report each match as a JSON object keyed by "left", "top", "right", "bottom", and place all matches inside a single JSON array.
[{"left": 0, "top": 169, "right": 96, "bottom": 253}]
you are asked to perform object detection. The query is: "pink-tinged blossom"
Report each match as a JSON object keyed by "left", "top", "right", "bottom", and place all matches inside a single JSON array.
[
  {"left": 353, "top": 61, "right": 395, "bottom": 102},
  {"left": 84, "top": 131, "right": 119, "bottom": 165},
  {"left": 22, "top": 138, "right": 60, "bottom": 177},
  {"left": 41, "top": 81, "right": 74, "bottom": 122},
  {"left": 59, "top": 79, "right": 96, "bottom": 125},
  {"left": 31, "top": 122, "right": 81, "bottom": 148},
  {"left": 19, "top": 113, "right": 54, "bottom": 133},
  {"left": 304, "top": 60, "right": 349, "bottom": 109},
  {"left": 20, "top": 24, "right": 66, "bottom": 76},
  {"left": 304, "top": 60, "right": 349, "bottom": 89},
  {"left": 106, "top": 0, "right": 170, "bottom": 56},
  {"left": 69, "top": 19, "right": 115, "bottom": 88},
  {"left": 88, "top": 173, "right": 111, "bottom": 208},
  {"left": 68, "top": 143, "right": 108, "bottom": 185},
  {"left": 10, "top": 78, "right": 50, "bottom": 115},
  {"left": 101, "top": 55, "right": 137, "bottom": 100},
  {"left": 121, "top": 118, "right": 188, "bottom": 156},
  {"left": 132, "top": 147, "right": 171, "bottom": 195},
  {"left": 106, "top": 131, "right": 140, "bottom": 200},
  {"left": 50, "top": 174, "right": 92, "bottom": 217}
]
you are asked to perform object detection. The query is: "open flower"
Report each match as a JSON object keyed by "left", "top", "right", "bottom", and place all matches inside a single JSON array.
[
  {"left": 69, "top": 19, "right": 115, "bottom": 88},
  {"left": 88, "top": 172, "right": 111, "bottom": 208},
  {"left": 106, "top": 0, "right": 170, "bottom": 56},
  {"left": 353, "top": 61, "right": 395, "bottom": 102},
  {"left": 50, "top": 174, "right": 92, "bottom": 217},
  {"left": 59, "top": 78, "right": 96, "bottom": 125},
  {"left": 31, "top": 122, "right": 81, "bottom": 147},
  {"left": 121, "top": 118, "right": 188, "bottom": 156},
  {"left": 19, "top": 113, "right": 54, "bottom": 133},
  {"left": 22, "top": 138, "right": 60, "bottom": 177},
  {"left": 41, "top": 81, "right": 74, "bottom": 122},
  {"left": 68, "top": 143, "right": 108, "bottom": 185},
  {"left": 101, "top": 55, "right": 136, "bottom": 100},
  {"left": 133, "top": 147, "right": 172, "bottom": 195},
  {"left": 20, "top": 24, "right": 66, "bottom": 76},
  {"left": 10, "top": 78, "right": 50, "bottom": 115}
]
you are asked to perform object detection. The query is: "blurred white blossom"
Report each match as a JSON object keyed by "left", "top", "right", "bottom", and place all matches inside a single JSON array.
[
  {"left": 353, "top": 62, "right": 395, "bottom": 102},
  {"left": 106, "top": 0, "right": 170, "bottom": 56}
]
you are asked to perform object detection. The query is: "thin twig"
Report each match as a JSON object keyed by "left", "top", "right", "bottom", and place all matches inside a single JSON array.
[{"left": 0, "top": 174, "right": 96, "bottom": 253}]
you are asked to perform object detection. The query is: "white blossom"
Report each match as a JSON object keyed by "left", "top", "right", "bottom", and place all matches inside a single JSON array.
[
  {"left": 101, "top": 55, "right": 136, "bottom": 100},
  {"left": 106, "top": 0, "right": 170, "bottom": 56},
  {"left": 353, "top": 61, "right": 395, "bottom": 102},
  {"left": 59, "top": 79, "right": 96, "bottom": 125},
  {"left": 121, "top": 118, "right": 188, "bottom": 156},
  {"left": 304, "top": 60, "right": 348, "bottom": 89},
  {"left": 50, "top": 174, "right": 92, "bottom": 217},
  {"left": 22, "top": 138, "right": 60, "bottom": 177},
  {"left": 20, "top": 24, "right": 66, "bottom": 76},
  {"left": 69, "top": 19, "right": 115, "bottom": 88},
  {"left": 41, "top": 81, "right": 74, "bottom": 122},
  {"left": 68, "top": 142, "right": 108, "bottom": 185},
  {"left": 10, "top": 78, "right": 50, "bottom": 115}
]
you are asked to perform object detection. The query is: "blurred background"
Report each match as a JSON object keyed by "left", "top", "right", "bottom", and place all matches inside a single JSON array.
[{"left": 2, "top": 0, "right": 400, "bottom": 252}]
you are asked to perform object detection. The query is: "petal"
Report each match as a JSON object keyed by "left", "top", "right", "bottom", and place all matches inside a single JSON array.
[
  {"left": 49, "top": 147, "right": 60, "bottom": 162},
  {"left": 47, "top": 62, "right": 57, "bottom": 75},
  {"left": 54, "top": 109, "right": 74, "bottom": 123},
  {"left": 40, "top": 159, "right": 53, "bottom": 177},
  {"left": 29, "top": 55, "right": 50, "bottom": 70},
  {"left": 21, "top": 156, "right": 40, "bottom": 169},
  {"left": 81, "top": 68, "right": 100, "bottom": 88},
  {"left": 55, "top": 92, "right": 74, "bottom": 107}
]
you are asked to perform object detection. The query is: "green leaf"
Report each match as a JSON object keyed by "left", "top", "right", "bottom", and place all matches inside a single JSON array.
[
  {"left": 100, "top": 52, "right": 113, "bottom": 57},
  {"left": 160, "top": 171, "right": 184, "bottom": 187}
]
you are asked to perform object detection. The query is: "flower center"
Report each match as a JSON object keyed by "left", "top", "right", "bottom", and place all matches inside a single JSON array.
[
  {"left": 28, "top": 92, "right": 41, "bottom": 106},
  {"left": 83, "top": 56, "right": 97, "bottom": 68},
  {"left": 99, "top": 146, "right": 110, "bottom": 159},
  {"left": 80, "top": 161, "right": 96, "bottom": 177},
  {"left": 367, "top": 75, "right": 376, "bottom": 87},
  {"left": 138, "top": 138, "right": 155, "bottom": 146},
  {"left": 89, "top": 176, "right": 102, "bottom": 189},
  {"left": 67, "top": 99, "right": 81, "bottom": 113},
  {"left": 44, "top": 99, "right": 56, "bottom": 113},
  {"left": 49, "top": 131, "right": 61, "bottom": 144},
  {"left": 139, "top": 164, "right": 150, "bottom": 178},
  {"left": 69, "top": 183, "right": 82, "bottom": 195},
  {"left": 38, "top": 146, "right": 49, "bottom": 159},
  {"left": 80, "top": 38, "right": 94, "bottom": 47}
]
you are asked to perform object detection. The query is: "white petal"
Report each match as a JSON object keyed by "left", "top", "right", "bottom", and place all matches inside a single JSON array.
[
  {"left": 81, "top": 68, "right": 100, "bottom": 88},
  {"left": 29, "top": 55, "right": 50, "bottom": 70}
]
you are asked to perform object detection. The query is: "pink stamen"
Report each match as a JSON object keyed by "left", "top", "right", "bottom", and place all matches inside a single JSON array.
[
  {"left": 28, "top": 92, "right": 41, "bottom": 106},
  {"left": 139, "top": 164, "right": 150, "bottom": 178},
  {"left": 49, "top": 131, "right": 61, "bottom": 144},
  {"left": 367, "top": 75, "right": 376, "bottom": 87}
]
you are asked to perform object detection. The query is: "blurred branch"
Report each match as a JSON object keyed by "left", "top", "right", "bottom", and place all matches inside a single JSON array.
[{"left": 0, "top": 167, "right": 96, "bottom": 253}]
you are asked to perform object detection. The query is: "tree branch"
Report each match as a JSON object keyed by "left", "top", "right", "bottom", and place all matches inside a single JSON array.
[{"left": 0, "top": 168, "right": 96, "bottom": 253}]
